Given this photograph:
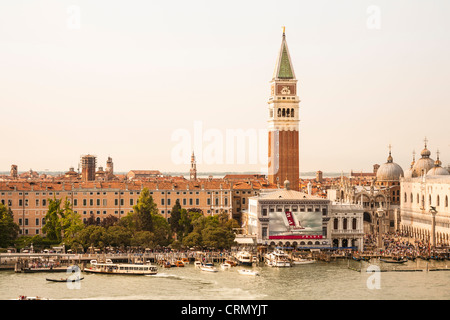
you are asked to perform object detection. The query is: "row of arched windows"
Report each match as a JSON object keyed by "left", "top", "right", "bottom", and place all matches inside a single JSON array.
[
  {"left": 277, "top": 108, "right": 295, "bottom": 118},
  {"left": 404, "top": 192, "right": 449, "bottom": 208}
]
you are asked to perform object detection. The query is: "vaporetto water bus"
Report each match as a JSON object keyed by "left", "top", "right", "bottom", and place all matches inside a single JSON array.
[{"left": 84, "top": 259, "right": 158, "bottom": 275}]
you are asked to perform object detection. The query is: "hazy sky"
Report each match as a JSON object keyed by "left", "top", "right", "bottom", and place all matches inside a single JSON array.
[{"left": 1, "top": 0, "right": 449, "bottom": 174}]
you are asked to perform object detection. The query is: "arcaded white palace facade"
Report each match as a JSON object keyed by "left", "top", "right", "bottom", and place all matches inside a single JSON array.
[{"left": 400, "top": 175, "right": 450, "bottom": 246}]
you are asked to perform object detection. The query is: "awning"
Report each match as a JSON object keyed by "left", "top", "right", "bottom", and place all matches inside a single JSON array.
[{"left": 235, "top": 237, "right": 256, "bottom": 245}]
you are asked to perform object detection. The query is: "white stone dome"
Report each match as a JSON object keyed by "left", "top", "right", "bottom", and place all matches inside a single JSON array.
[
  {"left": 427, "top": 166, "right": 449, "bottom": 176},
  {"left": 427, "top": 155, "right": 449, "bottom": 176},
  {"left": 412, "top": 143, "right": 434, "bottom": 177},
  {"left": 376, "top": 152, "right": 404, "bottom": 181}
]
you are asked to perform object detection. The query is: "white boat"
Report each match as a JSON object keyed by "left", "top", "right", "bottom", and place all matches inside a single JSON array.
[
  {"left": 200, "top": 263, "right": 218, "bottom": 273},
  {"left": 194, "top": 261, "right": 202, "bottom": 269},
  {"left": 236, "top": 250, "right": 253, "bottom": 266},
  {"left": 221, "top": 262, "right": 231, "bottom": 270},
  {"left": 264, "top": 249, "right": 291, "bottom": 267},
  {"left": 292, "top": 258, "right": 316, "bottom": 265},
  {"left": 238, "top": 269, "right": 260, "bottom": 276},
  {"left": 84, "top": 259, "right": 158, "bottom": 275}
]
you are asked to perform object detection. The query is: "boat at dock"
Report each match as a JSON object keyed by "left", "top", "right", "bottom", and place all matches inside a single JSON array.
[
  {"left": 236, "top": 250, "right": 253, "bottom": 266},
  {"left": 292, "top": 258, "right": 315, "bottom": 265},
  {"left": 84, "top": 259, "right": 158, "bottom": 275},
  {"left": 175, "top": 260, "right": 185, "bottom": 267},
  {"left": 379, "top": 258, "right": 408, "bottom": 264},
  {"left": 265, "top": 249, "right": 291, "bottom": 267},
  {"left": 200, "top": 263, "right": 218, "bottom": 273}
]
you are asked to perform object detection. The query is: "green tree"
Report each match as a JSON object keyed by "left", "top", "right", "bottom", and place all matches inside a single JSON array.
[
  {"left": 60, "top": 199, "right": 83, "bottom": 245},
  {"left": 42, "top": 198, "right": 64, "bottom": 241},
  {"left": 182, "top": 231, "right": 202, "bottom": 248},
  {"left": 133, "top": 188, "right": 158, "bottom": 232},
  {"left": 151, "top": 214, "right": 171, "bottom": 247},
  {"left": 75, "top": 225, "right": 106, "bottom": 251},
  {"left": 0, "top": 204, "right": 19, "bottom": 247},
  {"left": 131, "top": 231, "right": 156, "bottom": 248},
  {"left": 169, "top": 199, "right": 182, "bottom": 235},
  {"left": 104, "top": 225, "right": 132, "bottom": 248}
]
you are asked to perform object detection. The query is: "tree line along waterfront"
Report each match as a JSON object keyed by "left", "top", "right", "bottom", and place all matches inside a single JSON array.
[{"left": 0, "top": 188, "right": 239, "bottom": 253}]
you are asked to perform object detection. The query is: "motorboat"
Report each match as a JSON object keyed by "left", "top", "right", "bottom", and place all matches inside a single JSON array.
[
  {"left": 265, "top": 249, "right": 291, "bottom": 267},
  {"left": 220, "top": 262, "right": 231, "bottom": 270},
  {"left": 175, "top": 260, "right": 185, "bottom": 267},
  {"left": 236, "top": 250, "right": 253, "bottom": 266},
  {"left": 225, "top": 260, "right": 237, "bottom": 267},
  {"left": 200, "top": 263, "right": 218, "bottom": 273},
  {"left": 84, "top": 259, "right": 158, "bottom": 275},
  {"left": 292, "top": 258, "right": 315, "bottom": 265},
  {"left": 194, "top": 261, "right": 202, "bottom": 269},
  {"left": 238, "top": 269, "right": 259, "bottom": 276}
]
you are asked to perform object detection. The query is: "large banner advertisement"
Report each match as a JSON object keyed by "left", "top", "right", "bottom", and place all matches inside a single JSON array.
[{"left": 269, "top": 210, "right": 323, "bottom": 240}]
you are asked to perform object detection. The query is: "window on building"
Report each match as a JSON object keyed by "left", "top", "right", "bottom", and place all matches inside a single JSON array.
[{"left": 262, "top": 227, "right": 268, "bottom": 239}]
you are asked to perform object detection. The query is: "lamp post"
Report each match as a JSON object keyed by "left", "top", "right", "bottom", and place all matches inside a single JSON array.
[{"left": 376, "top": 204, "right": 385, "bottom": 253}]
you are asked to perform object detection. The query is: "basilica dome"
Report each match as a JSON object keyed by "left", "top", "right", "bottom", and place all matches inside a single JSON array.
[
  {"left": 376, "top": 151, "right": 404, "bottom": 181},
  {"left": 427, "top": 155, "right": 449, "bottom": 176},
  {"left": 412, "top": 145, "right": 434, "bottom": 177}
]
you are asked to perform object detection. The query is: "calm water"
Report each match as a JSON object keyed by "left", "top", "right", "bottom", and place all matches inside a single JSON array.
[{"left": 1, "top": 260, "right": 449, "bottom": 300}]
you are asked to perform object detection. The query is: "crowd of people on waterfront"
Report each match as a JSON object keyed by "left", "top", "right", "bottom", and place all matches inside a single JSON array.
[{"left": 362, "top": 232, "right": 447, "bottom": 259}]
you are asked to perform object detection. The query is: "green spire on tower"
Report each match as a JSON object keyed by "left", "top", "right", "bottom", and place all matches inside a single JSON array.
[{"left": 273, "top": 27, "right": 295, "bottom": 80}]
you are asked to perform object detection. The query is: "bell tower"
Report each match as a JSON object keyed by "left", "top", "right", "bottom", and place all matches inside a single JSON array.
[
  {"left": 267, "top": 28, "right": 300, "bottom": 191},
  {"left": 190, "top": 151, "right": 197, "bottom": 181}
]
